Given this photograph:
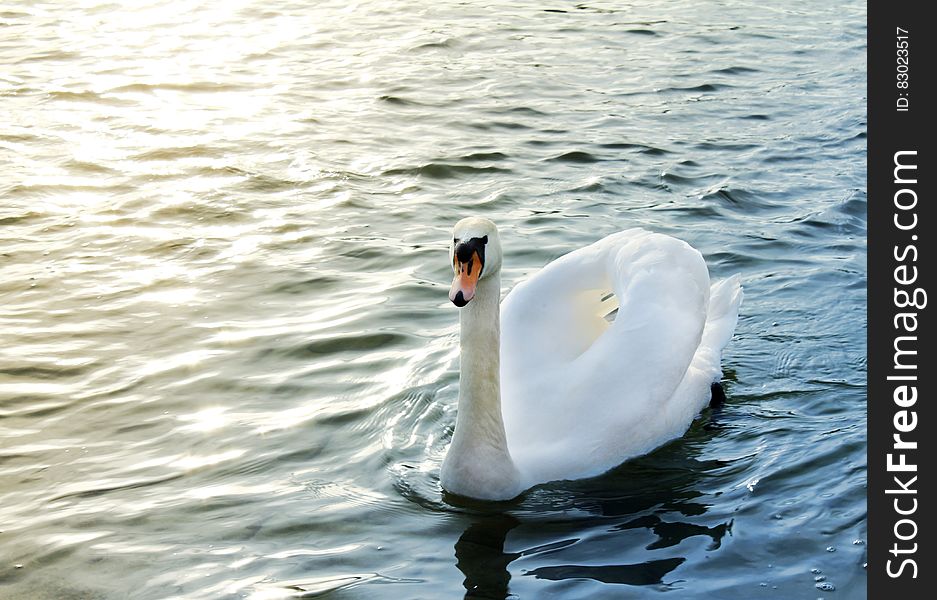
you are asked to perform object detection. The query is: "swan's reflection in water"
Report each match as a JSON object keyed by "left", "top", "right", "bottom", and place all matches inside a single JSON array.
[
  {"left": 524, "top": 557, "right": 686, "bottom": 587},
  {"left": 454, "top": 515, "right": 520, "bottom": 599},
  {"left": 449, "top": 434, "right": 735, "bottom": 599},
  {"left": 454, "top": 512, "right": 727, "bottom": 598}
]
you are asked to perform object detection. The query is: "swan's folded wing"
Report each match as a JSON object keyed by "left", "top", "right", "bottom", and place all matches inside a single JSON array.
[
  {"left": 500, "top": 230, "right": 711, "bottom": 481},
  {"left": 501, "top": 229, "right": 655, "bottom": 371},
  {"left": 583, "top": 231, "right": 710, "bottom": 411}
]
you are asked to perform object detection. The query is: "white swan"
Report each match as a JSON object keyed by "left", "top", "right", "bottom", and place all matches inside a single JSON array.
[{"left": 440, "top": 217, "right": 742, "bottom": 501}]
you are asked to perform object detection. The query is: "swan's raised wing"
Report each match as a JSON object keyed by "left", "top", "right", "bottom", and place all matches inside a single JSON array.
[{"left": 500, "top": 229, "right": 711, "bottom": 483}]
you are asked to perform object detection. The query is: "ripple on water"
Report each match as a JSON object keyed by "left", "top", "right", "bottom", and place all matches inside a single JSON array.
[
  {"left": 457, "top": 151, "right": 510, "bottom": 162},
  {"left": 544, "top": 150, "right": 602, "bottom": 164},
  {"left": 597, "top": 141, "right": 672, "bottom": 155},
  {"left": 382, "top": 163, "right": 511, "bottom": 179}
]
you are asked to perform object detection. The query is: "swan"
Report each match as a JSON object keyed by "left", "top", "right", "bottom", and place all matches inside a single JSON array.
[{"left": 440, "top": 217, "right": 742, "bottom": 501}]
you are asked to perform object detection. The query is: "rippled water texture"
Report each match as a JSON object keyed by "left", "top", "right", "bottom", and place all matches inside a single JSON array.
[{"left": 1, "top": 1, "right": 866, "bottom": 598}]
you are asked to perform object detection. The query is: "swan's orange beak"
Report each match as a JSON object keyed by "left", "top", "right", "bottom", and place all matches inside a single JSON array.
[{"left": 450, "top": 250, "right": 481, "bottom": 307}]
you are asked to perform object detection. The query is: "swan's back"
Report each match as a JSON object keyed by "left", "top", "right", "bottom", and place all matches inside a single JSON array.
[{"left": 500, "top": 229, "right": 741, "bottom": 487}]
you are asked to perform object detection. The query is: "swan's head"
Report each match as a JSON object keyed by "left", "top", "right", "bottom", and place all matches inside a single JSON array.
[{"left": 449, "top": 217, "right": 501, "bottom": 307}]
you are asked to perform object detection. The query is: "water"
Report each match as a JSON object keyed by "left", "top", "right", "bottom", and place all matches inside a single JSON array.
[{"left": 1, "top": 1, "right": 866, "bottom": 598}]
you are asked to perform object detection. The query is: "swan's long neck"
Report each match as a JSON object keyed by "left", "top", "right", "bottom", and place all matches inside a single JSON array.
[
  {"left": 442, "top": 272, "right": 523, "bottom": 500},
  {"left": 456, "top": 273, "right": 506, "bottom": 448}
]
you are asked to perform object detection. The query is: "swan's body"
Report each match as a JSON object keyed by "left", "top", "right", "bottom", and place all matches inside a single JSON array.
[{"left": 441, "top": 218, "right": 742, "bottom": 500}]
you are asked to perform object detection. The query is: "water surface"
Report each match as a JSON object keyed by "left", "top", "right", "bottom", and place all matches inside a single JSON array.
[{"left": 1, "top": 1, "right": 866, "bottom": 598}]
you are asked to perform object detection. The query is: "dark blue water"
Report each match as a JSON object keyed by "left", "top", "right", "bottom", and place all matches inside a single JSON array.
[{"left": 0, "top": 1, "right": 866, "bottom": 598}]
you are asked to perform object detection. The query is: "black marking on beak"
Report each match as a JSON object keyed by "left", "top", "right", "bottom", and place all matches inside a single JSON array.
[{"left": 452, "top": 290, "right": 468, "bottom": 307}]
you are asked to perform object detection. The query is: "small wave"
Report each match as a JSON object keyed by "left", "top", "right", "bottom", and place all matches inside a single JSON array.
[
  {"left": 49, "top": 473, "right": 185, "bottom": 502},
  {"left": 524, "top": 138, "right": 560, "bottom": 147},
  {"left": 109, "top": 81, "right": 251, "bottom": 94},
  {"left": 545, "top": 150, "right": 601, "bottom": 164},
  {"left": 599, "top": 142, "right": 671, "bottom": 155},
  {"left": 383, "top": 163, "right": 510, "bottom": 179},
  {"left": 0, "top": 131, "right": 42, "bottom": 143},
  {"left": 659, "top": 171, "right": 722, "bottom": 185},
  {"left": 378, "top": 94, "right": 421, "bottom": 106},
  {"left": 61, "top": 159, "right": 119, "bottom": 175},
  {"left": 5, "top": 181, "right": 135, "bottom": 196},
  {"left": 794, "top": 212, "right": 865, "bottom": 237},
  {"left": 148, "top": 200, "right": 246, "bottom": 223},
  {"left": 567, "top": 180, "right": 609, "bottom": 193},
  {"left": 654, "top": 204, "right": 723, "bottom": 219},
  {"left": 0, "top": 397, "right": 74, "bottom": 419},
  {"left": 45, "top": 90, "right": 136, "bottom": 106},
  {"left": 242, "top": 172, "right": 301, "bottom": 192},
  {"left": 467, "top": 120, "right": 534, "bottom": 131},
  {"left": 710, "top": 66, "right": 760, "bottom": 75},
  {"left": 520, "top": 537, "right": 579, "bottom": 557},
  {"left": 501, "top": 106, "right": 549, "bottom": 117},
  {"left": 660, "top": 83, "right": 732, "bottom": 93},
  {"left": 131, "top": 145, "right": 225, "bottom": 161},
  {"left": 625, "top": 28, "right": 659, "bottom": 36},
  {"left": 0, "top": 211, "right": 44, "bottom": 226},
  {"left": 265, "top": 573, "right": 422, "bottom": 597},
  {"left": 13, "top": 49, "right": 81, "bottom": 64},
  {"left": 291, "top": 332, "right": 410, "bottom": 358},
  {"left": 835, "top": 189, "right": 866, "bottom": 217},
  {"left": 707, "top": 250, "right": 762, "bottom": 270},
  {"left": 784, "top": 192, "right": 866, "bottom": 239},
  {"left": 458, "top": 151, "right": 509, "bottom": 162},
  {"left": 0, "top": 363, "right": 96, "bottom": 380},
  {"left": 694, "top": 141, "right": 760, "bottom": 151},
  {"left": 410, "top": 38, "right": 458, "bottom": 51},
  {"left": 762, "top": 153, "right": 809, "bottom": 163},
  {"left": 271, "top": 275, "right": 342, "bottom": 295},
  {"left": 700, "top": 186, "right": 778, "bottom": 211}
]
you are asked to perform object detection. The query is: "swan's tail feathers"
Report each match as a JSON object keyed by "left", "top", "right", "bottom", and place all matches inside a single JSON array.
[{"left": 701, "top": 274, "right": 743, "bottom": 372}]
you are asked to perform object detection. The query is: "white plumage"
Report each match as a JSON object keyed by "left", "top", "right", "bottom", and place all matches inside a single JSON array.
[{"left": 441, "top": 218, "right": 742, "bottom": 500}]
